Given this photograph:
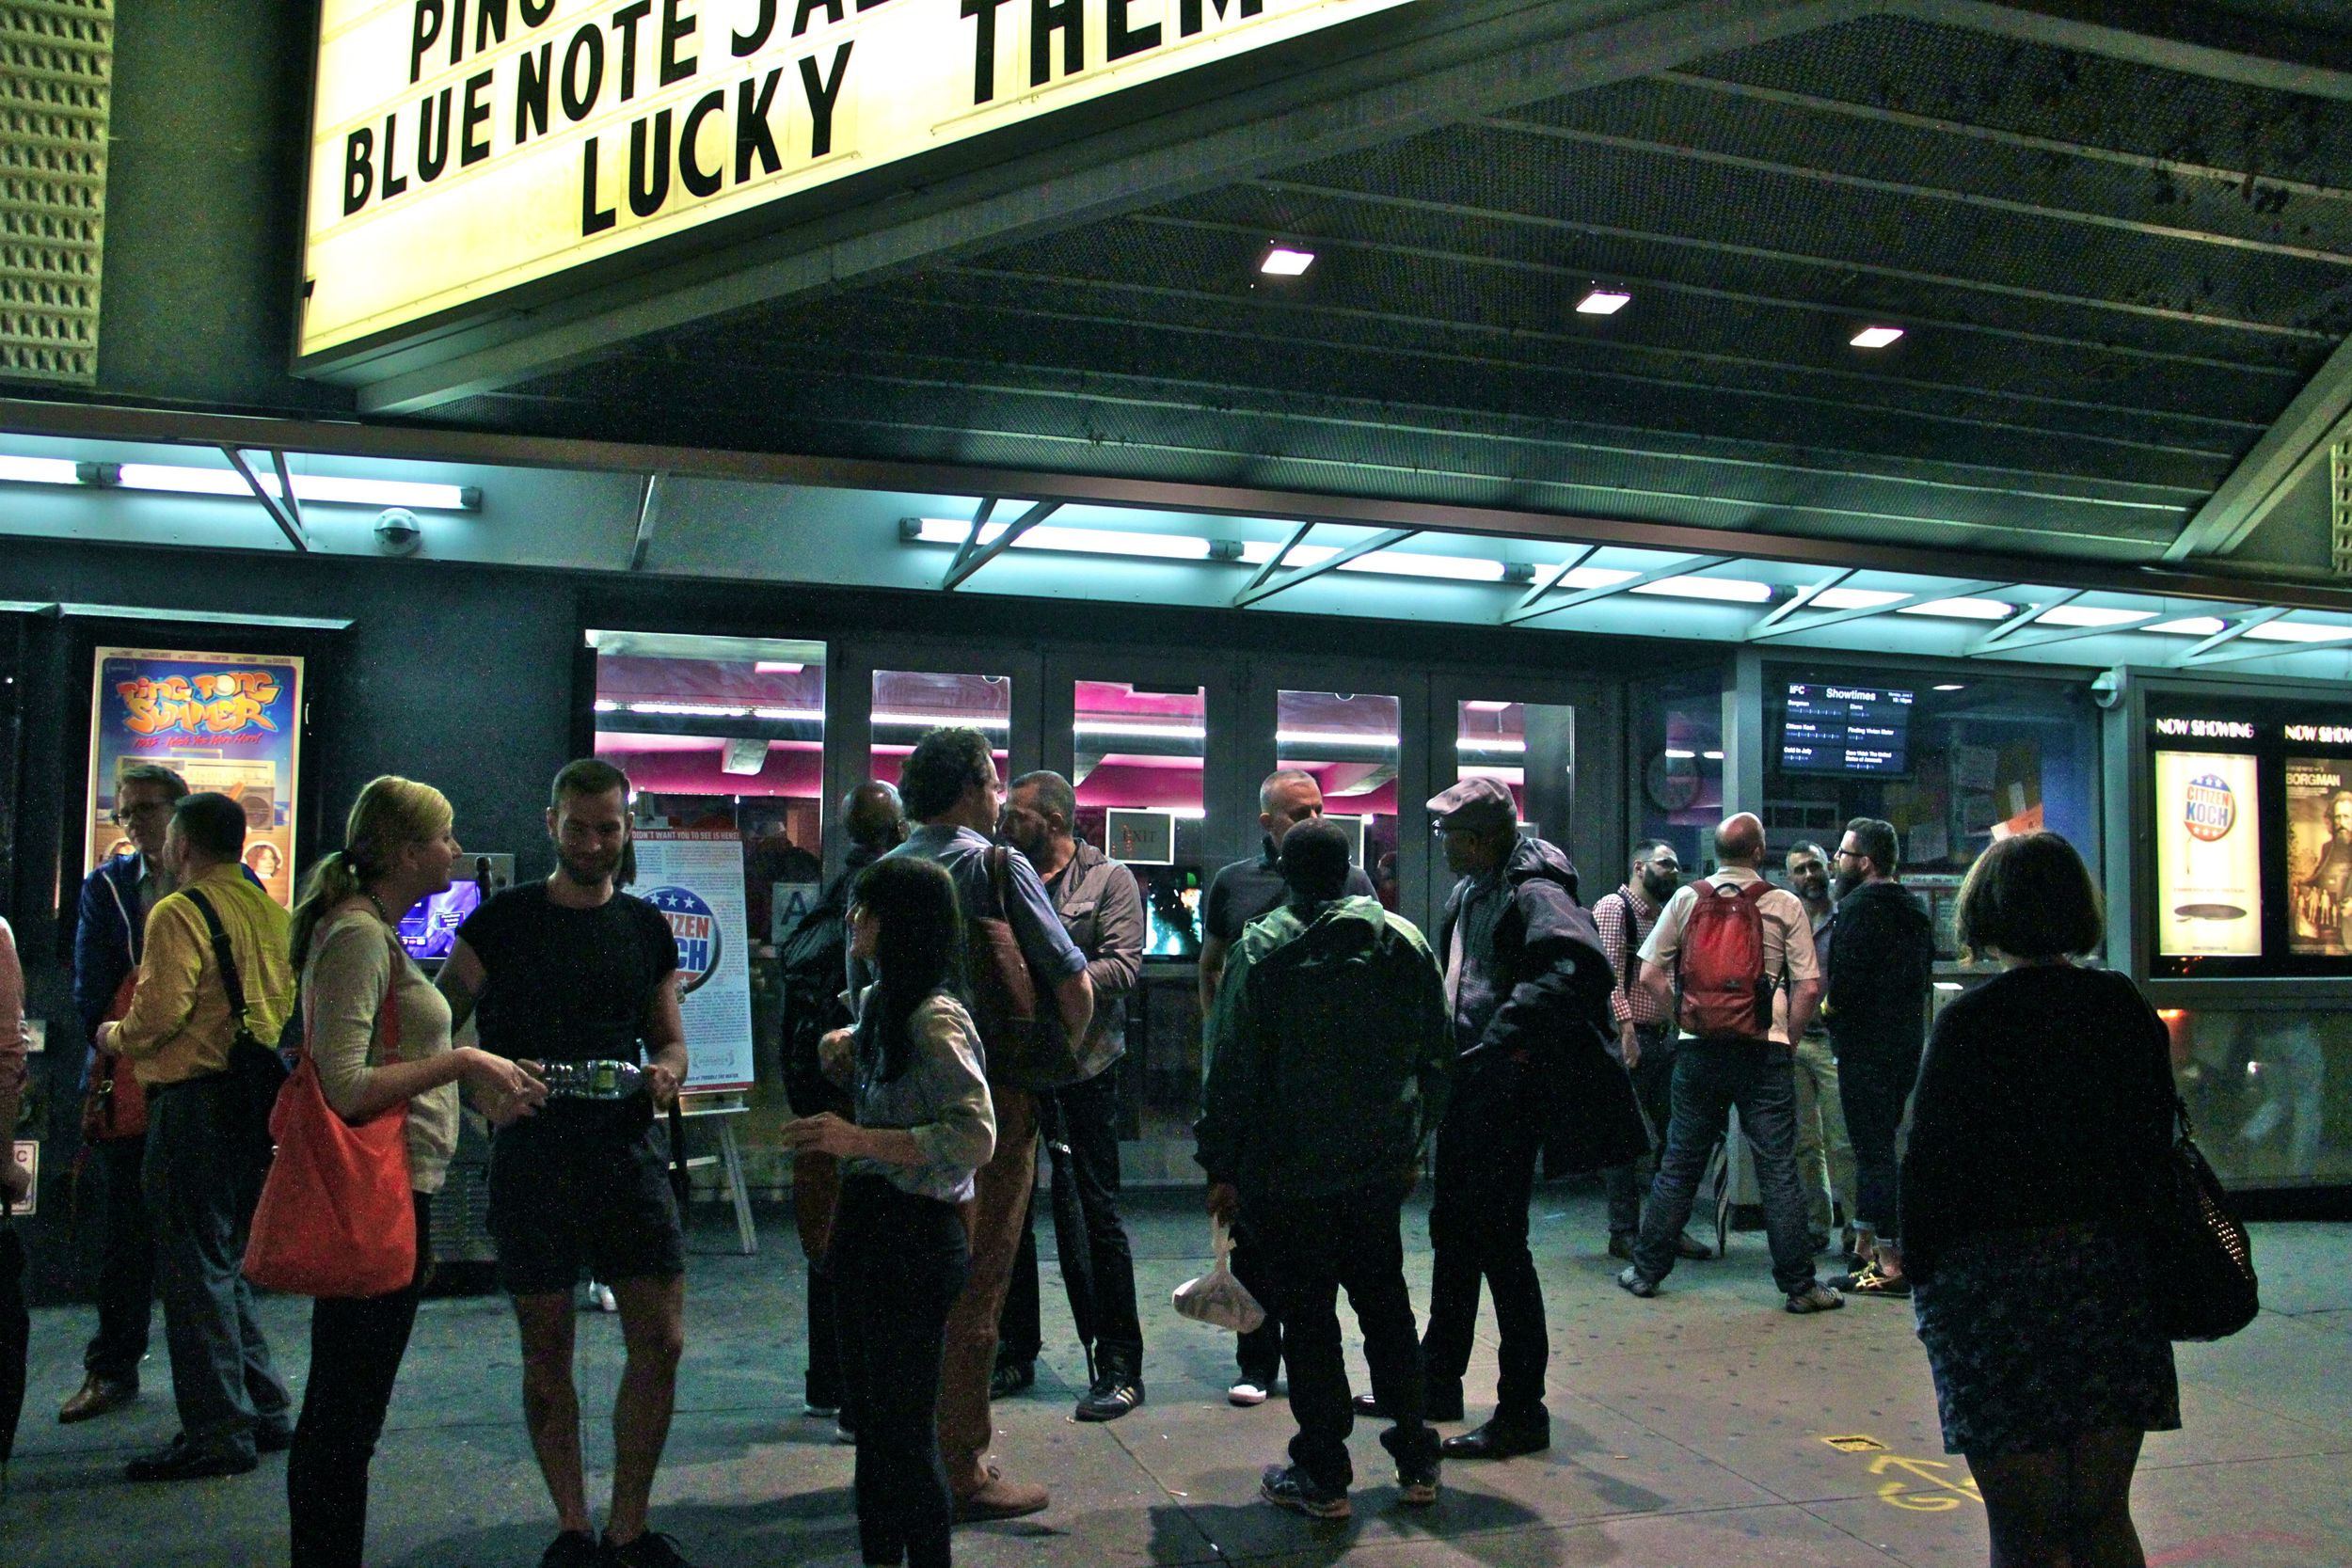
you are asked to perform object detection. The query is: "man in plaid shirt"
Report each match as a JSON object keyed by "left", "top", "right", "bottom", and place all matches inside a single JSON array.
[{"left": 1593, "top": 841, "right": 1711, "bottom": 1262}]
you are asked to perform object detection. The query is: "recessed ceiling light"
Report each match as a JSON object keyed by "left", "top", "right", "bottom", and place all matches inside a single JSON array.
[
  {"left": 1576, "top": 288, "right": 1631, "bottom": 315},
  {"left": 1260, "top": 246, "right": 1315, "bottom": 277},
  {"left": 1934, "top": 684, "right": 1965, "bottom": 691},
  {"left": 1850, "top": 325, "right": 1904, "bottom": 349}
]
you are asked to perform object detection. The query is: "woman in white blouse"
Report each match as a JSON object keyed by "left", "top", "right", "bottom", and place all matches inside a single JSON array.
[
  {"left": 787, "top": 854, "right": 994, "bottom": 1568},
  {"left": 283, "top": 776, "right": 543, "bottom": 1568}
]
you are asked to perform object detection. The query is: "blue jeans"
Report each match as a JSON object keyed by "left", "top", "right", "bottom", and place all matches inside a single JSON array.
[
  {"left": 1632, "top": 1040, "right": 1820, "bottom": 1296},
  {"left": 143, "top": 1076, "right": 290, "bottom": 1456}
]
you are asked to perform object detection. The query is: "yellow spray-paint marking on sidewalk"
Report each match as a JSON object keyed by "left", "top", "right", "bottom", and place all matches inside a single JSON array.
[{"left": 1818, "top": 1435, "right": 1982, "bottom": 1512}]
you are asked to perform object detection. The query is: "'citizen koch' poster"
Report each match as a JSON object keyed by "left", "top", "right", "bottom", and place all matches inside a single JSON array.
[
  {"left": 633, "top": 830, "right": 756, "bottom": 1092},
  {"left": 2288, "top": 757, "right": 2352, "bottom": 958}
]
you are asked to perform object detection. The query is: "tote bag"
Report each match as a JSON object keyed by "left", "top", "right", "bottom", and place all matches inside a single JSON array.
[{"left": 244, "top": 932, "right": 416, "bottom": 1299}]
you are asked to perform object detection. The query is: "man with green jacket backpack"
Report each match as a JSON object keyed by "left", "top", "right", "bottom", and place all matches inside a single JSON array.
[{"left": 1197, "top": 820, "right": 1453, "bottom": 1521}]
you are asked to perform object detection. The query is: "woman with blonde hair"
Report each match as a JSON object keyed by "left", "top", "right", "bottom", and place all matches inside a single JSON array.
[{"left": 284, "top": 776, "right": 544, "bottom": 1567}]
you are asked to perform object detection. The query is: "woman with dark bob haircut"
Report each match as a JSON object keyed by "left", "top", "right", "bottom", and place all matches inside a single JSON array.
[
  {"left": 1901, "top": 832, "right": 2180, "bottom": 1568},
  {"left": 784, "top": 854, "right": 994, "bottom": 1568}
]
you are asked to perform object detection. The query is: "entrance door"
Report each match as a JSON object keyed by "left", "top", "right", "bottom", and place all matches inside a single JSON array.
[{"left": 1425, "top": 672, "right": 1623, "bottom": 921}]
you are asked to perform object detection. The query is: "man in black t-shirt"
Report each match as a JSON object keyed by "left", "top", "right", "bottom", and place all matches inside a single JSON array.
[
  {"left": 441, "top": 759, "right": 696, "bottom": 1568},
  {"left": 1198, "top": 768, "right": 1375, "bottom": 1406}
]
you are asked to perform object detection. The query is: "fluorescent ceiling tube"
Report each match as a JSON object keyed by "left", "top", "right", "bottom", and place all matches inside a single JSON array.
[
  {"left": 1898, "top": 597, "right": 2013, "bottom": 620},
  {"left": 110, "top": 463, "right": 475, "bottom": 510},
  {"left": 1629, "top": 577, "right": 1773, "bottom": 604},
  {"left": 1073, "top": 721, "right": 1209, "bottom": 738},
  {"left": 2244, "top": 621, "right": 2352, "bottom": 643},
  {"left": 914, "top": 518, "right": 1211, "bottom": 561},
  {"left": 2033, "top": 606, "right": 2153, "bottom": 628},
  {"left": 1811, "top": 587, "right": 1912, "bottom": 610},
  {"left": 1576, "top": 289, "right": 1631, "bottom": 315},
  {"left": 0, "top": 454, "right": 78, "bottom": 484},
  {"left": 2138, "top": 617, "right": 2226, "bottom": 636},
  {"left": 1851, "top": 325, "right": 1905, "bottom": 348},
  {"left": 1260, "top": 245, "right": 1315, "bottom": 277},
  {"left": 1235, "top": 540, "right": 1506, "bottom": 582}
]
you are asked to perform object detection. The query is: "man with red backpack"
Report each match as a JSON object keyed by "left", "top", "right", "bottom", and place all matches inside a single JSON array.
[{"left": 1616, "top": 814, "right": 1844, "bottom": 1314}]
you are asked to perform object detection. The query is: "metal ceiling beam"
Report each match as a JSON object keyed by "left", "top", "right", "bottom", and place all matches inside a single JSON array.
[
  {"left": 628, "top": 473, "right": 663, "bottom": 571},
  {"left": 1896, "top": 0, "right": 2352, "bottom": 103},
  {"left": 943, "top": 500, "right": 1058, "bottom": 591},
  {"left": 1972, "top": 590, "right": 2083, "bottom": 652},
  {"left": 1242, "top": 520, "right": 1320, "bottom": 599},
  {"left": 2172, "top": 607, "right": 2291, "bottom": 664},
  {"left": 946, "top": 497, "right": 999, "bottom": 581},
  {"left": 218, "top": 446, "right": 309, "bottom": 552},
  {"left": 1967, "top": 611, "right": 2169, "bottom": 657},
  {"left": 1502, "top": 555, "right": 1720, "bottom": 626},
  {"left": 1746, "top": 580, "right": 2012, "bottom": 641},
  {"left": 1510, "top": 546, "right": 1597, "bottom": 617},
  {"left": 14, "top": 397, "right": 2352, "bottom": 616},
  {"left": 1234, "top": 528, "right": 1418, "bottom": 609},
  {"left": 2164, "top": 334, "right": 2352, "bottom": 562},
  {"left": 1751, "top": 568, "right": 1853, "bottom": 633},
  {"left": 344, "top": 0, "right": 1874, "bottom": 413},
  {"left": 2170, "top": 627, "right": 2352, "bottom": 669}
]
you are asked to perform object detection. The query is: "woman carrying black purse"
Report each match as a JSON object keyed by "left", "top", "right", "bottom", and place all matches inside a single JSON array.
[{"left": 1902, "top": 832, "right": 2181, "bottom": 1568}]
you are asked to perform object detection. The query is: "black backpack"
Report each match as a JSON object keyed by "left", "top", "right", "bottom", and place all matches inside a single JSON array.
[{"left": 777, "top": 879, "right": 853, "bottom": 1117}]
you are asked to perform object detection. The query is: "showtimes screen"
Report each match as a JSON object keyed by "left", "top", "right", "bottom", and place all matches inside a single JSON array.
[{"left": 1780, "top": 683, "right": 1915, "bottom": 776}]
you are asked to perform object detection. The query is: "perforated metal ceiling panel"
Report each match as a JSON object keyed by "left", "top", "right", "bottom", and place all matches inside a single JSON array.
[
  {"left": 443, "top": 7, "right": 2352, "bottom": 567},
  {"left": 0, "top": 0, "right": 108, "bottom": 387}
]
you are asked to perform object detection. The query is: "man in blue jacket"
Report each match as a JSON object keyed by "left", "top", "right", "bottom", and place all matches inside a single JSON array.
[{"left": 61, "top": 762, "right": 189, "bottom": 1424}]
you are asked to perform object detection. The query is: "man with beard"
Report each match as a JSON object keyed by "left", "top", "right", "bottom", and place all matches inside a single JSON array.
[
  {"left": 440, "top": 760, "right": 696, "bottom": 1568},
  {"left": 1782, "top": 841, "right": 1857, "bottom": 1260},
  {"left": 1593, "top": 840, "right": 1710, "bottom": 1263},
  {"left": 1199, "top": 768, "right": 1375, "bottom": 1407},
  {"left": 993, "top": 769, "right": 1147, "bottom": 1421},
  {"left": 1821, "top": 817, "right": 1934, "bottom": 1302}
]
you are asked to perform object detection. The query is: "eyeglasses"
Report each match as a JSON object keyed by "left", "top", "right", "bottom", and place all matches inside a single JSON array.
[{"left": 112, "top": 801, "right": 171, "bottom": 825}]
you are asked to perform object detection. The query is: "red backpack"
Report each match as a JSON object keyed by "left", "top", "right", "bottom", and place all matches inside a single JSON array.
[{"left": 1675, "top": 879, "right": 1777, "bottom": 1041}]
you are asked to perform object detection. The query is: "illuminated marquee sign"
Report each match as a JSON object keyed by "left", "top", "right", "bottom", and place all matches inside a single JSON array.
[
  {"left": 2153, "top": 717, "right": 2254, "bottom": 740},
  {"left": 301, "top": 0, "right": 1418, "bottom": 356},
  {"left": 2286, "top": 724, "right": 2352, "bottom": 745}
]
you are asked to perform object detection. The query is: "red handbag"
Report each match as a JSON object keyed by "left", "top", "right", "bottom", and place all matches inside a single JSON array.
[
  {"left": 80, "top": 973, "right": 150, "bottom": 1142},
  {"left": 243, "top": 934, "right": 416, "bottom": 1298}
]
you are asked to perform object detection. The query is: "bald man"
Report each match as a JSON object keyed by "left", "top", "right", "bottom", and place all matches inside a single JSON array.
[
  {"left": 1618, "top": 814, "right": 1841, "bottom": 1313},
  {"left": 779, "top": 782, "right": 908, "bottom": 1427}
]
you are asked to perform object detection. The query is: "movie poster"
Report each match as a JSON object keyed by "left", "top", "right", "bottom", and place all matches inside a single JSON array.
[
  {"left": 2154, "top": 751, "right": 2263, "bottom": 958},
  {"left": 633, "top": 830, "right": 756, "bottom": 1092},
  {"left": 2287, "top": 756, "right": 2352, "bottom": 958},
  {"left": 87, "top": 648, "right": 304, "bottom": 908}
]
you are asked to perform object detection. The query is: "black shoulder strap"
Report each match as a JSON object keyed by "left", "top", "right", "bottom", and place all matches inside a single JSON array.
[{"left": 181, "top": 888, "right": 251, "bottom": 1031}]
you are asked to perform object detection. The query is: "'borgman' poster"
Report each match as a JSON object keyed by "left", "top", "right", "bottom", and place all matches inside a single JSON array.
[{"left": 87, "top": 648, "right": 305, "bottom": 908}]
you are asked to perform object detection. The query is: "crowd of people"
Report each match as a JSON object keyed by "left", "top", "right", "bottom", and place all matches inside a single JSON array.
[{"left": 0, "top": 725, "right": 2190, "bottom": 1568}]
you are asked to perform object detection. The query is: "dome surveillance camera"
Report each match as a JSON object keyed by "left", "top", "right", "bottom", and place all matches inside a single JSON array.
[{"left": 373, "top": 506, "right": 422, "bottom": 554}]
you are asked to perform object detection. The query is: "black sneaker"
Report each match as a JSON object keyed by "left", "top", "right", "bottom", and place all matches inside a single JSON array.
[
  {"left": 1073, "top": 1374, "right": 1144, "bottom": 1422},
  {"left": 1396, "top": 1461, "right": 1440, "bottom": 1507},
  {"left": 123, "top": 1433, "right": 257, "bottom": 1482},
  {"left": 1615, "top": 1265, "right": 1661, "bottom": 1299},
  {"left": 538, "top": 1531, "right": 601, "bottom": 1568},
  {"left": 990, "top": 1359, "right": 1037, "bottom": 1400},
  {"left": 604, "top": 1529, "right": 696, "bottom": 1568},
  {"left": 1261, "top": 1463, "right": 1351, "bottom": 1520}
]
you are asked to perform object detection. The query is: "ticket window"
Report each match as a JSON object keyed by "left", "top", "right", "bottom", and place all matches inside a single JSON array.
[
  {"left": 1277, "top": 690, "right": 1402, "bottom": 905},
  {"left": 1070, "top": 679, "right": 1208, "bottom": 1153},
  {"left": 870, "top": 669, "right": 1012, "bottom": 795}
]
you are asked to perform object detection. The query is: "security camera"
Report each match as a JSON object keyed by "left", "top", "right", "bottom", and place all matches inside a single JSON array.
[
  {"left": 373, "top": 507, "right": 421, "bottom": 554},
  {"left": 2090, "top": 669, "right": 2125, "bottom": 710}
]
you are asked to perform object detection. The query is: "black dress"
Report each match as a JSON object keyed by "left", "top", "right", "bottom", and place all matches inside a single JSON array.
[{"left": 1902, "top": 963, "right": 2181, "bottom": 1457}]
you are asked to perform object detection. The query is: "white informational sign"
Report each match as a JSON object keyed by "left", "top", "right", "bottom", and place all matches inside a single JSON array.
[
  {"left": 2154, "top": 751, "right": 2263, "bottom": 958},
  {"left": 303, "top": 0, "right": 1418, "bottom": 356},
  {"left": 636, "top": 829, "right": 757, "bottom": 1091},
  {"left": 9, "top": 1140, "right": 35, "bottom": 1218}
]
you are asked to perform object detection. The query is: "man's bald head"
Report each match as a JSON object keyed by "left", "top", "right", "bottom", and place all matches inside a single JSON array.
[
  {"left": 1715, "top": 812, "right": 1766, "bottom": 866},
  {"left": 843, "top": 780, "right": 908, "bottom": 853}
]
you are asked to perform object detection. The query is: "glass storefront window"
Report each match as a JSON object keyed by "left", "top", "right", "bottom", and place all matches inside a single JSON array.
[
  {"left": 2169, "top": 1006, "right": 2350, "bottom": 1188},
  {"left": 1764, "top": 669, "right": 2101, "bottom": 962},
  {"left": 1073, "top": 679, "right": 1208, "bottom": 1153},
  {"left": 1455, "top": 699, "right": 1576, "bottom": 847},
  {"left": 871, "top": 669, "right": 1010, "bottom": 788},
  {"left": 591, "top": 633, "right": 827, "bottom": 943},
  {"left": 1631, "top": 669, "right": 1725, "bottom": 873},
  {"left": 1278, "top": 689, "right": 1401, "bottom": 906}
]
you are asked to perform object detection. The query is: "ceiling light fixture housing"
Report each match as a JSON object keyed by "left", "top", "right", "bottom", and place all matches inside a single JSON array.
[
  {"left": 1576, "top": 288, "right": 1631, "bottom": 315},
  {"left": 1260, "top": 245, "right": 1315, "bottom": 277},
  {"left": 1850, "top": 325, "right": 1905, "bottom": 349}
]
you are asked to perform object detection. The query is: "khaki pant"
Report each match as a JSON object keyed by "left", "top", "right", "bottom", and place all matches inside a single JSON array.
[
  {"left": 938, "top": 1083, "right": 1037, "bottom": 1495},
  {"left": 1791, "top": 1035, "right": 1856, "bottom": 1238}
]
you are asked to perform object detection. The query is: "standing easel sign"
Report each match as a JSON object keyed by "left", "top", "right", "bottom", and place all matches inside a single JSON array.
[{"left": 635, "top": 830, "right": 756, "bottom": 1092}]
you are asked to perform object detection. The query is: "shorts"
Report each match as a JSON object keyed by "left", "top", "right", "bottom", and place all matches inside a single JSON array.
[{"left": 486, "top": 1121, "right": 686, "bottom": 1296}]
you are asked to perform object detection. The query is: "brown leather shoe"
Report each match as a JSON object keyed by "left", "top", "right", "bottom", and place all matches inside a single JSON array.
[
  {"left": 59, "top": 1372, "right": 138, "bottom": 1424},
  {"left": 953, "top": 1466, "right": 1050, "bottom": 1523}
]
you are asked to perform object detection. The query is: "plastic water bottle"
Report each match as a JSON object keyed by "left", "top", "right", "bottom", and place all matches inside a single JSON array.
[{"left": 541, "top": 1059, "right": 645, "bottom": 1100}]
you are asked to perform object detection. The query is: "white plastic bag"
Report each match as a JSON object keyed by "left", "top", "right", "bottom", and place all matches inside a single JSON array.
[{"left": 1171, "top": 1215, "right": 1265, "bottom": 1334}]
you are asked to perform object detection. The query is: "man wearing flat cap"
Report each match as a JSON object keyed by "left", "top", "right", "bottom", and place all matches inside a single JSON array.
[{"left": 1406, "top": 778, "right": 1646, "bottom": 1460}]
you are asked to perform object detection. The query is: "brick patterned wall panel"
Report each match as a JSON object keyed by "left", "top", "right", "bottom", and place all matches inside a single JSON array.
[{"left": 0, "top": 0, "right": 106, "bottom": 386}]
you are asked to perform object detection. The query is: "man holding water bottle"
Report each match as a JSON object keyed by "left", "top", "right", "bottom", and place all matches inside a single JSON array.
[{"left": 439, "top": 759, "right": 697, "bottom": 1568}]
